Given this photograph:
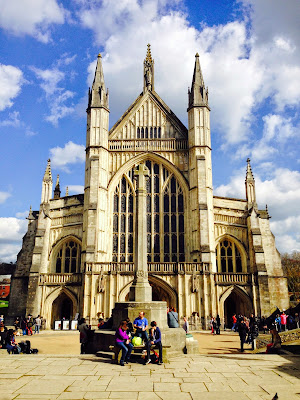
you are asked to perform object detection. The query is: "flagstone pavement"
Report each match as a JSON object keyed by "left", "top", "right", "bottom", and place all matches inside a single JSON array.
[{"left": 0, "top": 353, "right": 299, "bottom": 400}]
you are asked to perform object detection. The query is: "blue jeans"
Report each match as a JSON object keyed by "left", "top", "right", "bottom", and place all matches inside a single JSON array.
[
  {"left": 22, "top": 329, "right": 27, "bottom": 336},
  {"left": 135, "top": 329, "right": 149, "bottom": 342},
  {"left": 116, "top": 341, "right": 133, "bottom": 364},
  {"left": 34, "top": 325, "right": 40, "bottom": 334}
]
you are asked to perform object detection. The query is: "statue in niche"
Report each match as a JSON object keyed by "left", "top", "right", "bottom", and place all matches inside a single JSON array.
[
  {"left": 98, "top": 268, "right": 105, "bottom": 293},
  {"left": 144, "top": 62, "right": 152, "bottom": 90},
  {"left": 191, "top": 271, "right": 199, "bottom": 293}
]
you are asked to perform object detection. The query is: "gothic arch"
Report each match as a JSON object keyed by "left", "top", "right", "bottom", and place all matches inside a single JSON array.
[
  {"left": 107, "top": 153, "right": 189, "bottom": 198},
  {"left": 42, "top": 286, "right": 78, "bottom": 329},
  {"left": 49, "top": 236, "right": 82, "bottom": 273},
  {"left": 215, "top": 234, "right": 248, "bottom": 273},
  {"left": 219, "top": 285, "right": 253, "bottom": 326},
  {"left": 118, "top": 276, "right": 177, "bottom": 309}
]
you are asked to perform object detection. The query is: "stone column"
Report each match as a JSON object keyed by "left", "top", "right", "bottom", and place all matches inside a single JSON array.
[{"left": 129, "top": 163, "right": 152, "bottom": 302}]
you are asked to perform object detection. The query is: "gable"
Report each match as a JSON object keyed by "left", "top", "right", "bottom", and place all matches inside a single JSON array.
[{"left": 109, "top": 91, "right": 188, "bottom": 140}]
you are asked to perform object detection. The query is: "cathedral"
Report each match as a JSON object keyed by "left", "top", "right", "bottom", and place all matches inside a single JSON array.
[{"left": 8, "top": 45, "right": 289, "bottom": 329}]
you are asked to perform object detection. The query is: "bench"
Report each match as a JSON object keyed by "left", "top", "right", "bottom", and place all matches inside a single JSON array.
[{"left": 109, "top": 344, "right": 170, "bottom": 364}]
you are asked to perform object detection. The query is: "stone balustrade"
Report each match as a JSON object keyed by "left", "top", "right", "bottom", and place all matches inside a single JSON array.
[
  {"left": 39, "top": 273, "right": 82, "bottom": 285},
  {"left": 108, "top": 139, "right": 188, "bottom": 152},
  {"left": 214, "top": 272, "right": 252, "bottom": 285}
]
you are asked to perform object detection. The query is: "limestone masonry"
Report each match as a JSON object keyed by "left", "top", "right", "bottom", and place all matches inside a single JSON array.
[{"left": 8, "top": 45, "right": 289, "bottom": 328}]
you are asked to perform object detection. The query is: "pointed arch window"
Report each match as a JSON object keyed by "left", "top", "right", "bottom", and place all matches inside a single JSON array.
[
  {"left": 216, "top": 239, "right": 244, "bottom": 273},
  {"left": 112, "top": 177, "right": 134, "bottom": 262},
  {"left": 112, "top": 161, "right": 185, "bottom": 263},
  {"left": 54, "top": 240, "right": 81, "bottom": 273}
]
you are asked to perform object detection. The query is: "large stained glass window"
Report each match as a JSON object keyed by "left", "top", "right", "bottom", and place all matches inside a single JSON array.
[{"left": 112, "top": 161, "right": 185, "bottom": 262}]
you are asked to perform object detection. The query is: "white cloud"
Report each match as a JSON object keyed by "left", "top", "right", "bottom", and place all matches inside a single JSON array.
[
  {"left": 67, "top": 185, "right": 84, "bottom": 194},
  {"left": 0, "top": 192, "right": 11, "bottom": 204},
  {"left": 215, "top": 166, "right": 300, "bottom": 254},
  {"left": 77, "top": 0, "right": 300, "bottom": 154},
  {"left": 0, "top": 65, "right": 24, "bottom": 111},
  {"left": 0, "top": 0, "right": 65, "bottom": 43},
  {"left": 0, "top": 111, "right": 21, "bottom": 127},
  {"left": 31, "top": 67, "right": 75, "bottom": 126},
  {"left": 0, "top": 217, "right": 28, "bottom": 262},
  {"left": 50, "top": 141, "right": 85, "bottom": 171},
  {"left": 15, "top": 211, "right": 29, "bottom": 219}
]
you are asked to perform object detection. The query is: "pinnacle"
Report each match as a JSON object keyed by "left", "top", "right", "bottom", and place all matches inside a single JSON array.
[{"left": 146, "top": 43, "right": 153, "bottom": 63}]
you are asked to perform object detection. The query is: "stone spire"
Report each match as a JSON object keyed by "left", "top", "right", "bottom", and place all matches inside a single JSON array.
[
  {"left": 41, "top": 159, "right": 53, "bottom": 203},
  {"left": 65, "top": 186, "right": 69, "bottom": 196},
  {"left": 188, "top": 53, "right": 209, "bottom": 110},
  {"left": 245, "top": 158, "right": 257, "bottom": 209},
  {"left": 53, "top": 174, "right": 61, "bottom": 199},
  {"left": 88, "top": 53, "right": 109, "bottom": 109},
  {"left": 27, "top": 205, "right": 35, "bottom": 221},
  {"left": 143, "top": 44, "right": 154, "bottom": 93}
]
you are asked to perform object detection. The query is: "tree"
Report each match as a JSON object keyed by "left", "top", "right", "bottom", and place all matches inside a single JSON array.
[{"left": 281, "top": 251, "right": 300, "bottom": 303}]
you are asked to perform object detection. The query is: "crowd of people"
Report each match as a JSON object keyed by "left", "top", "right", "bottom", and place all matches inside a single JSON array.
[{"left": 0, "top": 318, "right": 39, "bottom": 354}]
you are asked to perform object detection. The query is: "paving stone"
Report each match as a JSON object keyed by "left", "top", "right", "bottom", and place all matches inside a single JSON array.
[
  {"left": 109, "top": 393, "right": 138, "bottom": 399},
  {"left": 180, "top": 382, "right": 207, "bottom": 392},
  {"left": 190, "top": 392, "right": 249, "bottom": 400},
  {"left": 84, "top": 393, "right": 111, "bottom": 399},
  {"left": 57, "top": 392, "right": 86, "bottom": 399},
  {"left": 14, "top": 379, "right": 71, "bottom": 395},
  {"left": 204, "top": 382, "right": 233, "bottom": 391},
  {"left": 137, "top": 393, "right": 161, "bottom": 400},
  {"left": 155, "top": 393, "right": 192, "bottom": 400},
  {"left": 154, "top": 383, "right": 181, "bottom": 392}
]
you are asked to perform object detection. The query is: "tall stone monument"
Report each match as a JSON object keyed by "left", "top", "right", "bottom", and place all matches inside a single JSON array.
[{"left": 112, "top": 162, "right": 168, "bottom": 329}]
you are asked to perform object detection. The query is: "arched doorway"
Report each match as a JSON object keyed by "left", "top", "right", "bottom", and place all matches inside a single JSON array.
[
  {"left": 222, "top": 287, "right": 253, "bottom": 328},
  {"left": 122, "top": 277, "right": 177, "bottom": 310},
  {"left": 51, "top": 292, "right": 73, "bottom": 327}
]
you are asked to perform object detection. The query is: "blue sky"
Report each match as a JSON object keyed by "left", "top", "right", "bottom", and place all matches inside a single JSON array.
[{"left": 0, "top": 0, "right": 299, "bottom": 262}]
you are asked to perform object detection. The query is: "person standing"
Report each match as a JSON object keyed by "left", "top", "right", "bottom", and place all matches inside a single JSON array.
[
  {"left": 280, "top": 311, "right": 287, "bottom": 331},
  {"left": 232, "top": 314, "right": 237, "bottom": 331},
  {"left": 183, "top": 316, "right": 189, "bottom": 334},
  {"left": 167, "top": 308, "right": 179, "bottom": 328},
  {"left": 115, "top": 320, "right": 133, "bottom": 366},
  {"left": 238, "top": 318, "right": 248, "bottom": 352},
  {"left": 133, "top": 311, "right": 149, "bottom": 343},
  {"left": 20, "top": 317, "right": 27, "bottom": 336},
  {"left": 27, "top": 315, "right": 33, "bottom": 335},
  {"left": 216, "top": 315, "right": 221, "bottom": 335},
  {"left": 78, "top": 318, "right": 91, "bottom": 354},
  {"left": 34, "top": 316, "right": 41, "bottom": 334},
  {"left": 145, "top": 321, "right": 163, "bottom": 365}
]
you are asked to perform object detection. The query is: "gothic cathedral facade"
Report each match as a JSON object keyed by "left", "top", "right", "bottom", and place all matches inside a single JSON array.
[{"left": 8, "top": 46, "right": 289, "bottom": 329}]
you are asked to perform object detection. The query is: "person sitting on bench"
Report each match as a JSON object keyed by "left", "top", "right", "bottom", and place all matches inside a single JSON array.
[
  {"left": 115, "top": 320, "right": 133, "bottom": 366},
  {"left": 133, "top": 311, "right": 149, "bottom": 343},
  {"left": 145, "top": 321, "right": 163, "bottom": 365}
]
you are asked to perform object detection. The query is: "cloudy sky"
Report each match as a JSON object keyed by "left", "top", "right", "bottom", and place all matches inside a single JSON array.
[{"left": 0, "top": 0, "right": 299, "bottom": 262}]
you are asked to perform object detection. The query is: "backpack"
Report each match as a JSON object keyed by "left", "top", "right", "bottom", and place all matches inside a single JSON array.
[
  {"left": 132, "top": 336, "right": 142, "bottom": 346},
  {"left": 150, "top": 349, "right": 159, "bottom": 364}
]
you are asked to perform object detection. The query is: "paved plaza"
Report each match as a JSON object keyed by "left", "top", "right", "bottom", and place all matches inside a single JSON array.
[{"left": 0, "top": 351, "right": 300, "bottom": 400}]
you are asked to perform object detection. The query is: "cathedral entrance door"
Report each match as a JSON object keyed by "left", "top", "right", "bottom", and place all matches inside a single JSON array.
[
  {"left": 224, "top": 288, "right": 252, "bottom": 328},
  {"left": 51, "top": 292, "right": 73, "bottom": 327}
]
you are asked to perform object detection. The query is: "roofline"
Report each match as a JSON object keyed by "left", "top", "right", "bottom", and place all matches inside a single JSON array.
[{"left": 213, "top": 195, "right": 247, "bottom": 203}]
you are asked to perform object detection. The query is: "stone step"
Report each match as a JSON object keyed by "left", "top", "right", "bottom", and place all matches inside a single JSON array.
[{"left": 96, "top": 351, "right": 116, "bottom": 359}]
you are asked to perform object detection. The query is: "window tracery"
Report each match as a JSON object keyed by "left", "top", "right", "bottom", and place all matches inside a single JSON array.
[
  {"left": 54, "top": 240, "right": 81, "bottom": 273},
  {"left": 112, "top": 161, "right": 185, "bottom": 262},
  {"left": 216, "top": 238, "right": 243, "bottom": 273}
]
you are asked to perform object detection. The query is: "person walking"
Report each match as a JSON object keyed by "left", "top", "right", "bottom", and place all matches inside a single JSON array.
[
  {"left": 232, "top": 314, "right": 237, "bottom": 331},
  {"left": 115, "top": 320, "right": 133, "bottom": 366},
  {"left": 167, "top": 308, "right": 179, "bottom": 328},
  {"left": 183, "top": 316, "right": 189, "bottom": 334}
]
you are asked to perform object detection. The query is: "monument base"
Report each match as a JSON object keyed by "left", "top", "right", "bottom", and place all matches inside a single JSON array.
[{"left": 112, "top": 301, "right": 168, "bottom": 330}]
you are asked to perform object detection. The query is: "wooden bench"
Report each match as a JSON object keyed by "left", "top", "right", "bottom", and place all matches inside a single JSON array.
[{"left": 109, "top": 344, "right": 170, "bottom": 364}]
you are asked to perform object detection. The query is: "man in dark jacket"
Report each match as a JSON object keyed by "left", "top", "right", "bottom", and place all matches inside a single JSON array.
[
  {"left": 238, "top": 318, "right": 248, "bottom": 352},
  {"left": 145, "top": 321, "right": 163, "bottom": 365}
]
